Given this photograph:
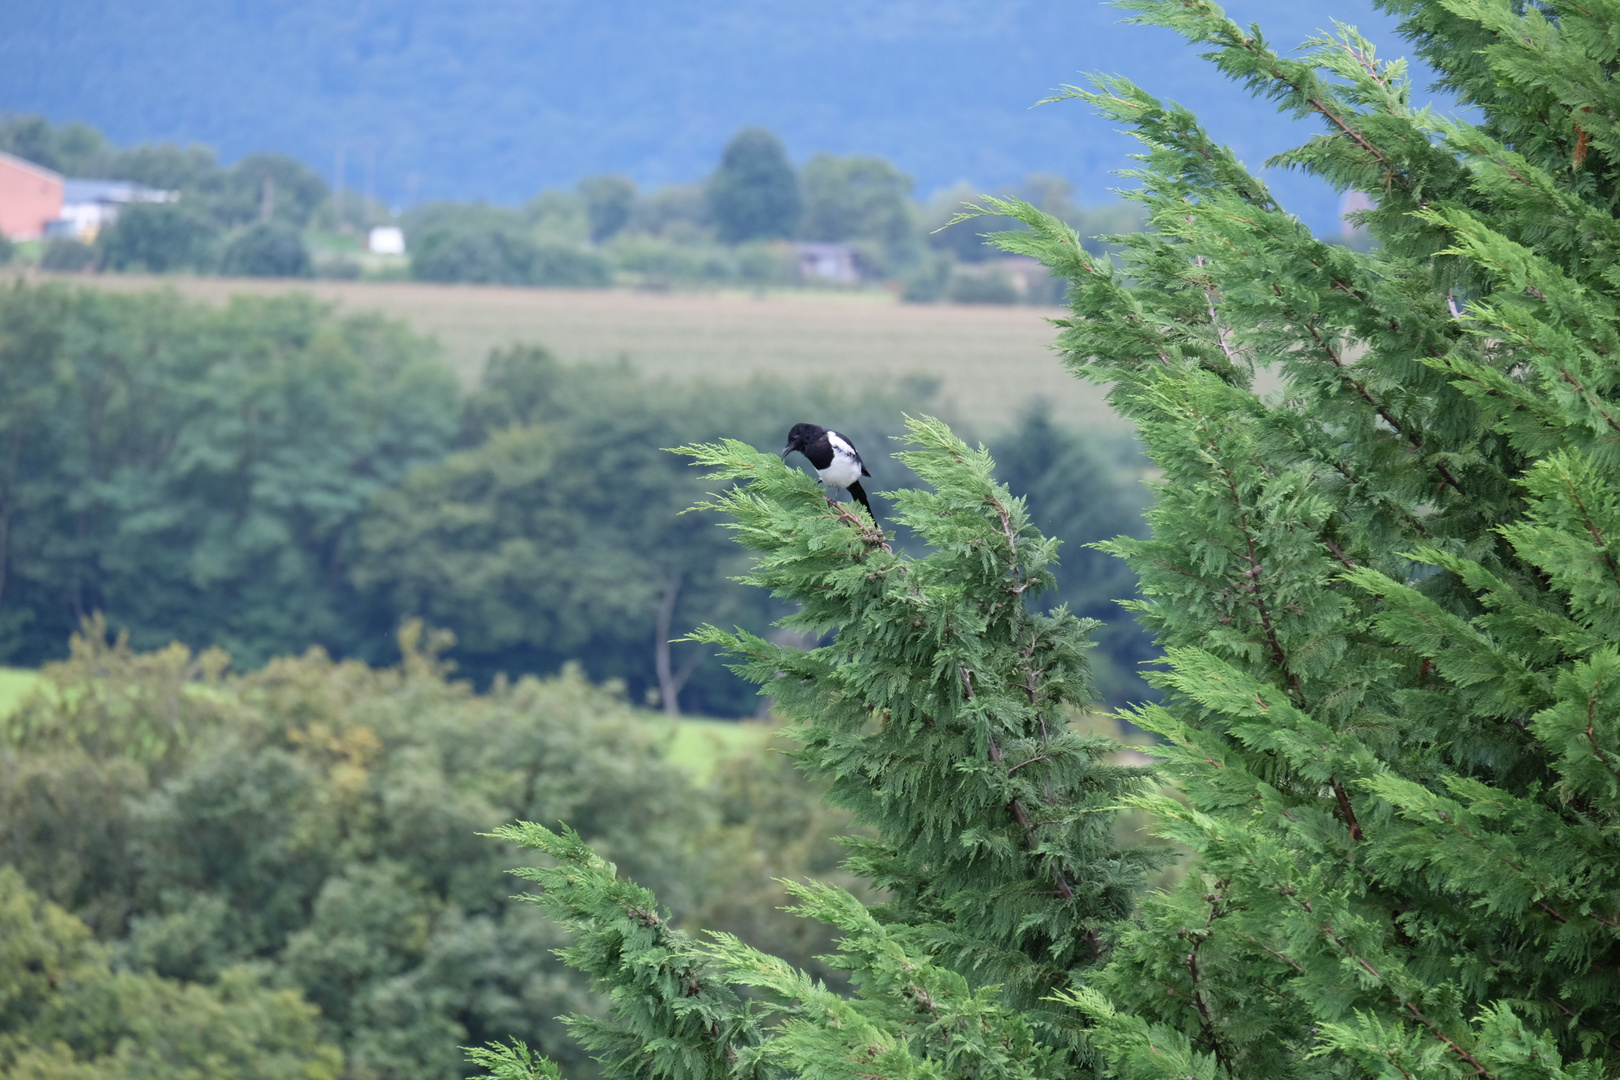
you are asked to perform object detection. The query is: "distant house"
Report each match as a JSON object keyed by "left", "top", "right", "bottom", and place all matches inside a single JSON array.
[
  {"left": 51, "top": 178, "right": 178, "bottom": 241},
  {"left": 794, "top": 241, "right": 862, "bottom": 285},
  {"left": 0, "top": 151, "right": 65, "bottom": 241},
  {"left": 368, "top": 226, "right": 406, "bottom": 254}
]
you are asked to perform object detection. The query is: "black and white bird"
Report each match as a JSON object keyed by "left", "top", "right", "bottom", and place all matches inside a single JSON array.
[{"left": 782, "top": 422, "right": 876, "bottom": 522}]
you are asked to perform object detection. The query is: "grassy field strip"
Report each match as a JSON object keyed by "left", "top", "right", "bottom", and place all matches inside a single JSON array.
[
  {"left": 661, "top": 716, "right": 775, "bottom": 781},
  {"left": 26, "top": 272, "right": 1124, "bottom": 432},
  {"left": 0, "top": 668, "right": 38, "bottom": 719}
]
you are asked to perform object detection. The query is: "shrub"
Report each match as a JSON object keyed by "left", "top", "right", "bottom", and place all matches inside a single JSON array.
[
  {"left": 39, "top": 238, "right": 96, "bottom": 272},
  {"left": 99, "top": 202, "right": 218, "bottom": 273},
  {"left": 529, "top": 243, "right": 611, "bottom": 287},
  {"left": 410, "top": 225, "right": 538, "bottom": 285},
  {"left": 219, "top": 221, "right": 312, "bottom": 278}
]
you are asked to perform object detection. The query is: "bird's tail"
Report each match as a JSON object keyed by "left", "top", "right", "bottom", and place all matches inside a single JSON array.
[{"left": 848, "top": 480, "right": 876, "bottom": 524}]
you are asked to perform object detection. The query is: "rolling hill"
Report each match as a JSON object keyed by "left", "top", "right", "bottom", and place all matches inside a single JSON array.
[{"left": 1, "top": 1, "right": 1447, "bottom": 234}]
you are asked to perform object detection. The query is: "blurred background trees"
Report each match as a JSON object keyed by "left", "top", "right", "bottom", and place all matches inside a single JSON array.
[
  {"left": 705, "top": 127, "right": 802, "bottom": 244},
  {"left": 2, "top": 111, "right": 1139, "bottom": 299}
]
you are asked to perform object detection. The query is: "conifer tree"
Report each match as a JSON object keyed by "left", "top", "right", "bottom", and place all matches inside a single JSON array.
[
  {"left": 477, "top": 2, "right": 1620, "bottom": 1078},
  {"left": 973, "top": 0, "right": 1620, "bottom": 1075},
  {"left": 482, "top": 418, "right": 1162, "bottom": 1079}
]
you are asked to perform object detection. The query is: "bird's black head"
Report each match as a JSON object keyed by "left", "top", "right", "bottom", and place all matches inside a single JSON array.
[{"left": 782, "top": 422, "right": 823, "bottom": 457}]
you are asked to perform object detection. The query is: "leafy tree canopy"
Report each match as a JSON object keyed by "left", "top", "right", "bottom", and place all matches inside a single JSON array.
[
  {"left": 578, "top": 175, "right": 637, "bottom": 243},
  {"left": 0, "top": 618, "right": 859, "bottom": 1080},
  {"left": 220, "top": 221, "right": 313, "bottom": 278},
  {"left": 0, "top": 282, "right": 459, "bottom": 668},
  {"left": 0, "top": 865, "right": 342, "bottom": 1080},
  {"left": 99, "top": 202, "right": 220, "bottom": 273},
  {"left": 799, "top": 153, "right": 917, "bottom": 260},
  {"left": 706, "top": 127, "right": 803, "bottom": 244}
]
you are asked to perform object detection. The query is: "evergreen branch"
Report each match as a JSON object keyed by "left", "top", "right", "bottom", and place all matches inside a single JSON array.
[
  {"left": 680, "top": 418, "right": 1163, "bottom": 1040},
  {"left": 1183, "top": 885, "right": 1233, "bottom": 1074},
  {"left": 488, "top": 822, "right": 769, "bottom": 1080}
]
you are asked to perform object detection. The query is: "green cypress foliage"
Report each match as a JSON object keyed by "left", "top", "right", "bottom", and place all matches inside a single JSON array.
[
  {"left": 974, "top": 0, "right": 1620, "bottom": 1075},
  {"left": 485, "top": 419, "right": 1162, "bottom": 1079}
]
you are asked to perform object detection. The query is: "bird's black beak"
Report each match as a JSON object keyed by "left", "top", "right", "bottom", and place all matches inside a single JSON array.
[{"left": 780, "top": 446, "right": 791, "bottom": 458}]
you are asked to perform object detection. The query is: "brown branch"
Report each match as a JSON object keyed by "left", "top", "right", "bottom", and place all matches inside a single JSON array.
[
  {"left": 1305, "top": 319, "right": 1462, "bottom": 494},
  {"left": 1315, "top": 919, "right": 1494, "bottom": 1077},
  {"left": 987, "top": 722, "right": 1074, "bottom": 900},
  {"left": 1323, "top": 537, "right": 1358, "bottom": 570},
  {"left": 1331, "top": 777, "right": 1365, "bottom": 842},
  {"left": 1185, "top": 889, "right": 1233, "bottom": 1075},
  {"left": 1557, "top": 368, "right": 1620, "bottom": 436}
]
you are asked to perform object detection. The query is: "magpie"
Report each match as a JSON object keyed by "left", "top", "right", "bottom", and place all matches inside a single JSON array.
[{"left": 782, "top": 422, "right": 876, "bottom": 522}]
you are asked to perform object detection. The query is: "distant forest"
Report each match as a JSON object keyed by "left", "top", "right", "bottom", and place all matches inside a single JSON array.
[{"left": 0, "top": 0, "right": 1414, "bottom": 233}]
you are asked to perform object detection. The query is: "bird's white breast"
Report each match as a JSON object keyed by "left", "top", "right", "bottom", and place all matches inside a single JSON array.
[{"left": 819, "top": 432, "right": 863, "bottom": 488}]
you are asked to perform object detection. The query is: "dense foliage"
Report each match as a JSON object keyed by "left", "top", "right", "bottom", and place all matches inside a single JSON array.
[
  {"left": 220, "top": 221, "right": 314, "bottom": 278},
  {"left": 0, "top": 620, "right": 857, "bottom": 1080},
  {"left": 705, "top": 128, "right": 805, "bottom": 244},
  {"left": 0, "top": 283, "right": 458, "bottom": 668},
  {"left": 992, "top": 407, "right": 1156, "bottom": 706},
  {"left": 1, "top": 862, "right": 342, "bottom": 1080},
  {"left": 993, "top": 0, "right": 1620, "bottom": 1072}
]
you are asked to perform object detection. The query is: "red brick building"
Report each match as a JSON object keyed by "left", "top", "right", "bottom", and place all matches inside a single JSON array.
[{"left": 0, "top": 150, "right": 64, "bottom": 240}]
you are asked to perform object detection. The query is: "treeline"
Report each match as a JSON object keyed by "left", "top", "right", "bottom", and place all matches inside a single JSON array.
[
  {"left": 404, "top": 127, "right": 1140, "bottom": 301},
  {"left": 1, "top": 114, "right": 1141, "bottom": 302},
  {"left": 0, "top": 280, "right": 1156, "bottom": 712},
  {"left": 0, "top": 620, "right": 861, "bottom": 1080}
]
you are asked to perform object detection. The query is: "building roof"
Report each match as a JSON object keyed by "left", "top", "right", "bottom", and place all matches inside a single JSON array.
[
  {"left": 62, "top": 178, "right": 175, "bottom": 205},
  {"left": 0, "top": 149, "right": 64, "bottom": 184}
]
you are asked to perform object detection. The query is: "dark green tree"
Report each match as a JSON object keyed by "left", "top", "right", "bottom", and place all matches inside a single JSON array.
[
  {"left": 798, "top": 153, "right": 918, "bottom": 267},
  {"left": 220, "top": 221, "right": 313, "bottom": 278},
  {"left": 207, "top": 152, "right": 330, "bottom": 229},
  {"left": 99, "top": 202, "right": 219, "bottom": 273},
  {"left": 0, "top": 114, "right": 116, "bottom": 176},
  {"left": 705, "top": 128, "right": 802, "bottom": 244},
  {"left": 0, "top": 283, "right": 459, "bottom": 667},
  {"left": 578, "top": 175, "right": 637, "bottom": 243},
  {"left": 411, "top": 223, "right": 539, "bottom": 285}
]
